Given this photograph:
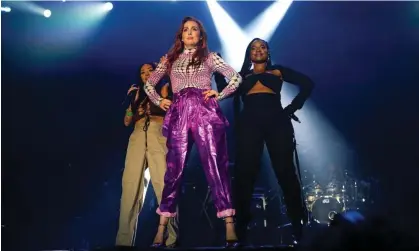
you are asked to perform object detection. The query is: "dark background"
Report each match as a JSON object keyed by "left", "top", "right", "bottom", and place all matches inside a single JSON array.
[{"left": 2, "top": 1, "right": 419, "bottom": 250}]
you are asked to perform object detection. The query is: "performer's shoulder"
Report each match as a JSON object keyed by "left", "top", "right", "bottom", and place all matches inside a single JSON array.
[
  {"left": 268, "top": 64, "right": 284, "bottom": 77},
  {"left": 207, "top": 51, "right": 221, "bottom": 59},
  {"left": 270, "top": 64, "right": 285, "bottom": 71}
]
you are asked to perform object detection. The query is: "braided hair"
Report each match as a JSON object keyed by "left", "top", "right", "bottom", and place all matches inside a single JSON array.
[{"left": 239, "top": 38, "right": 273, "bottom": 77}]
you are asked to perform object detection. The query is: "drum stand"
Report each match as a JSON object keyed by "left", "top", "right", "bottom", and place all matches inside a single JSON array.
[
  {"left": 268, "top": 188, "right": 287, "bottom": 215},
  {"left": 251, "top": 192, "right": 268, "bottom": 228},
  {"left": 199, "top": 186, "right": 214, "bottom": 229}
]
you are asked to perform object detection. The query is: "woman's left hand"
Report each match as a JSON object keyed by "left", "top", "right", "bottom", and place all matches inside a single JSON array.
[{"left": 203, "top": 90, "right": 219, "bottom": 101}]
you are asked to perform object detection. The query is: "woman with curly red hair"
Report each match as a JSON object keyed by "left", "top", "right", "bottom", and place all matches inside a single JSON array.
[{"left": 144, "top": 16, "right": 242, "bottom": 247}]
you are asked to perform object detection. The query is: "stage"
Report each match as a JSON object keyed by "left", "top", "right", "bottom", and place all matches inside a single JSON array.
[{"left": 93, "top": 245, "right": 296, "bottom": 251}]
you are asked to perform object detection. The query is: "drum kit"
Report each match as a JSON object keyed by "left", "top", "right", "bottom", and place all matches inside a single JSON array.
[{"left": 302, "top": 169, "right": 374, "bottom": 225}]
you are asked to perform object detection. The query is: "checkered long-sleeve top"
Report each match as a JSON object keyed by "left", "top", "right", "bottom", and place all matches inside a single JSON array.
[{"left": 144, "top": 48, "right": 242, "bottom": 106}]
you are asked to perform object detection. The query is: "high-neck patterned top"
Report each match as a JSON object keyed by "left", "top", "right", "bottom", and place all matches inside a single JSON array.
[{"left": 144, "top": 48, "right": 242, "bottom": 106}]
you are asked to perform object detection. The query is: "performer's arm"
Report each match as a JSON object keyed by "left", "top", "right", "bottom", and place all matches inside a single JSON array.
[
  {"left": 161, "top": 83, "right": 170, "bottom": 98},
  {"left": 207, "top": 52, "right": 242, "bottom": 101},
  {"left": 212, "top": 53, "right": 229, "bottom": 92},
  {"left": 124, "top": 86, "right": 141, "bottom": 126},
  {"left": 276, "top": 65, "right": 314, "bottom": 112},
  {"left": 124, "top": 104, "right": 145, "bottom": 126},
  {"left": 124, "top": 105, "right": 134, "bottom": 127},
  {"left": 144, "top": 59, "right": 168, "bottom": 106}
]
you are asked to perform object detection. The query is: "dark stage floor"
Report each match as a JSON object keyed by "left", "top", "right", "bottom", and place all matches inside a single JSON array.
[{"left": 93, "top": 246, "right": 296, "bottom": 251}]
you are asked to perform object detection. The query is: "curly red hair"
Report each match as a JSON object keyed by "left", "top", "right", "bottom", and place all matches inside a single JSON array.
[{"left": 166, "top": 16, "right": 209, "bottom": 72}]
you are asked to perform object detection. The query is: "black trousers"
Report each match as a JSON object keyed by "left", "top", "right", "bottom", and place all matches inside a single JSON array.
[{"left": 233, "top": 94, "right": 307, "bottom": 240}]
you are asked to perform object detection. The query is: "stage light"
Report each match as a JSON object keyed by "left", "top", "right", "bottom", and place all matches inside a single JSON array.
[
  {"left": 43, "top": 9, "right": 51, "bottom": 18},
  {"left": 104, "top": 2, "right": 113, "bottom": 11},
  {"left": 1, "top": 6, "right": 11, "bottom": 12}
]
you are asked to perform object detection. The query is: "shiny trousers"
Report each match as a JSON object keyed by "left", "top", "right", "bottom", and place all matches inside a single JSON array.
[
  {"left": 233, "top": 94, "right": 308, "bottom": 240},
  {"left": 158, "top": 88, "right": 235, "bottom": 218},
  {"left": 116, "top": 120, "right": 178, "bottom": 246}
]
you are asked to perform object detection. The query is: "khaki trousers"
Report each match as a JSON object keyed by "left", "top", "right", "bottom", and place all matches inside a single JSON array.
[{"left": 116, "top": 120, "right": 178, "bottom": 246}]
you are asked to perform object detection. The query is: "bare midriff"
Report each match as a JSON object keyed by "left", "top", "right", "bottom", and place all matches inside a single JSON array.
[{"left": 247, "top": 81, "right": 276, "bottom": 95}]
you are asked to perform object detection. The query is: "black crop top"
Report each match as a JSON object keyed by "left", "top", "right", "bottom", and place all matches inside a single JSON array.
[
  {"left": 232, "top": 64, "right": 314, "bottom": 111},
  {"left": 132, "top": 83, "right": 170, "bottom": 123},
  {"left": 239, "top": 72, "right": 283, "bottom": 97}
]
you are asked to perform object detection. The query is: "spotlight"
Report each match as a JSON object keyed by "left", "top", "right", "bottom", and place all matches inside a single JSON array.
[
  {"left": 1, "top": 7, "right": 11, "bottom": 12},
  {"left": 43, "top": 9, "right": 51, "bottom": 18},
  {"left": 104, "top": 2, "right": 113, "bottom": 11}
]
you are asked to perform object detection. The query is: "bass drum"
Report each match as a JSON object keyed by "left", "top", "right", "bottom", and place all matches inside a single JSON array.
[{"left": 311, "top": 196, "right": 344, "bottom": 224}]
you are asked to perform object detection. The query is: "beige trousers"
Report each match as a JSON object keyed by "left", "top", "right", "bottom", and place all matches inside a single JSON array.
[{"left": 116, "top": 120, "right": 178, "bottom": 246}]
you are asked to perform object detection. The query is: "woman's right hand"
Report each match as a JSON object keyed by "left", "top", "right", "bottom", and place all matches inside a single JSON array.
[
  {"left": 128, "top": 84, "right": 140, "bottom": 102},
  {"left": 159, "top": 98, "right": 172, "bottom": 111},
  {"left": 127, "top": 84, "right": 139, "bottom": 95},
  {"left": 160, "top": 55, "right": 168, "bottom": 65}
]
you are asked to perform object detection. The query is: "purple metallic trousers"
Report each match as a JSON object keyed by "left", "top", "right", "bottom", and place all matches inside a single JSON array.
[{"left": 157, "top": 87, "right": 235, "bottom": 218}]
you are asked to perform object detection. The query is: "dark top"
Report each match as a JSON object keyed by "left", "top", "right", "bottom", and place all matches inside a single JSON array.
[
  {"left": 132, "top": 82, "right": 170, "bottom": 123},
  {"left": 231, "top": 64, "right": 314, "bottom": 118}
]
